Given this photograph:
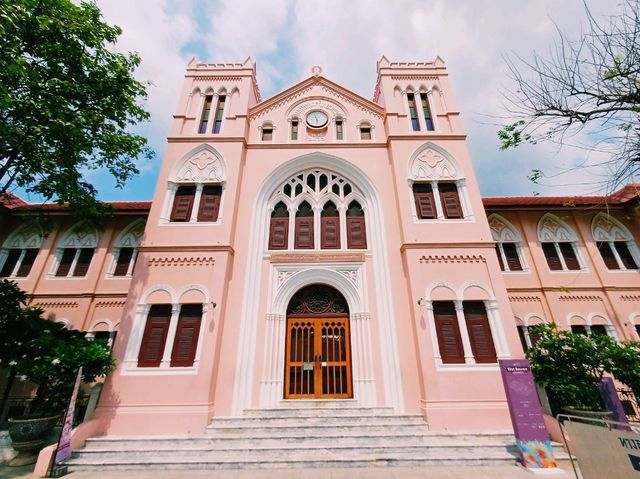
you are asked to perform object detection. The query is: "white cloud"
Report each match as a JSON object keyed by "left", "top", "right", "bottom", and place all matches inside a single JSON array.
[{"left": 91, "top": 0, "right": 628, "bottom": 199}]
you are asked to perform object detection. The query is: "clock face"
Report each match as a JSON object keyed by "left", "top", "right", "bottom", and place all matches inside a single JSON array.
[{"left": 306, "top": 110, "right": 328, "bottom": 128}]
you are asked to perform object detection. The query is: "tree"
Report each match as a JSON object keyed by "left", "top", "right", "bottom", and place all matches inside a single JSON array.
[
  {"left": 498, "top": 0, "right": 640, "bottom": 190},
  {"left": 0, "top": 0, "right": 152, "bottom": 219},
  {"left": 0, "top": 279, "right": 115, "bottom": 419}
]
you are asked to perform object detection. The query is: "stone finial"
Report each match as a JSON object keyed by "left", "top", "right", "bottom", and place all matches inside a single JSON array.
[{"left": 311, "top": 66, "right": 322, "bottom": 76}]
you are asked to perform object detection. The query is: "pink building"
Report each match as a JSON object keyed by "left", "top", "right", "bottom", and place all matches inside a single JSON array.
[{"left": 1, "top": 57, "right": 639, "bottom": 462}]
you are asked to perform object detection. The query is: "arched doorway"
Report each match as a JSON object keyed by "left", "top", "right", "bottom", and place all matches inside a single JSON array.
[{"left": 284, "top": 284, "right": 353, "bottom": 399}]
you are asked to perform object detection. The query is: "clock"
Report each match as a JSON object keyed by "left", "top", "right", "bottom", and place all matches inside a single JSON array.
[{"left": 306, "top": 110, "right": 328, "bottom": 128}]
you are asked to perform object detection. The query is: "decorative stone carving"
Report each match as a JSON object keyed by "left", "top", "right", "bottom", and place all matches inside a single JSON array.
[
  {"left": 538, "top": 215, "right": 575, "bottom": 242},
  {"left": 410, "top": 148, "right": 457, "bottom": 180},
  {"left": 592, "top": 213, "right": 630, "bottom": 241},
  {"left": 277, "top": 270, "right": 299, "bottom": 287},
  {"left": 147, "top": 257, "right": 215, "bottom": 267},
  {"left": 419, "top": 255, "right": 485, "bottom": 264},
  {"left": 175, "top": 150, "right": 225, "bottom": 182},
  {"left": 338, "top": 269, "right": 358, "bottom": 285}
]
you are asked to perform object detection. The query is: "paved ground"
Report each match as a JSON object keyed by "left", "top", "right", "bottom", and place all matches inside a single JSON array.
[{"left": 0, "top": 463, "right": 582, "bottom": 479}]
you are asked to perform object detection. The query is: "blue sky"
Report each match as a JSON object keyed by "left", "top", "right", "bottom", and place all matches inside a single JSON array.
[{"left": 61, "top": 0, "right": 627, "bottom": 203}]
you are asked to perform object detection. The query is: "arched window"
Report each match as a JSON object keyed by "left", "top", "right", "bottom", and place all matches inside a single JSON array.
[
  {"left": 165, "top": 145, "right": 226, "bottom": 224},
  {"left": 269, "top": 202, "right": 289, "bottom": 250},
  {"left": 591, "top": 212, "right": 639, "bottom": 270},
  {"left": 261, "top": 122, "right": 274, "bottom": 141},
  {"left": 109, "top": 219, "right": 145, "bottom": 277},
  {"left": 0, "top": 221, "right": 43, "bottom": 278},
  {"left": 335, "top": 117, "right": 344, "bottom": 140},
  {"left": 346, "top": 201, "right": 367, "bottom": 249},
  {"left": 295, "top": 201, "right": 314, "bottom": 249},
  {"left": 408, "top": 143, "right": 469, "bottom": 220},
  {"left": 198, "top": 94, "right": 213, "bottom": 134},
  {"left": 52, "top": 222, "right": 99, "bottom": 278},
  {"left": 290, "top": 118, "right": 300, "bottom": 141},
  {"left": 488, "top": 214, "right": 525, "bottom": 272},
  {"left": 267, "top": 168, "right": 368, "bottom": 251},
  {"left": 407, "top": 92, "right": 420, "bottom": 131},
  {"left": 359, "top": 122, "right": 372, "bottom": 140},
  {"left": 419, "top": 92, "right": 434, "bottom": 131},
  {"left": 321, "top": 201, "right": 340, "bottom": 249},
  {"left": 537, "top": 214, "right": 582, "bottom": 271}
]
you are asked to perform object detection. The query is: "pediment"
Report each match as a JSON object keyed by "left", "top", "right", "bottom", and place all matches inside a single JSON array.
[{"left": 249, "top": 76, "right": 384, "bottom": 122}]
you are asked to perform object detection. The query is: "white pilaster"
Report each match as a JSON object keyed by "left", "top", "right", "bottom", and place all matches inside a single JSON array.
[
  {"left": 432, "top": 181, "right": 444, "bottom": 219},
  {"left": 486, "top": 302, "right": 509, "bottom": 359},
  {"left": 426, "top": 89, "right": 439, "bottom": 131},
  {"left": 190, "top": 184, "right": 204, "bottom": 223},
  {"left": 160, "top": 306, "right": 181, "bottom": 367},
  {"left": 454, "top": 301, "right": 475, "bottom": 364}
]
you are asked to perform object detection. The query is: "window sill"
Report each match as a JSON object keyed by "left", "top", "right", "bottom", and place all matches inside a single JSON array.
[
  {"left": 105, "top": 274, "right": 133, "bottom": 280},
  {"left": 120, "top": 361, "right": 199, "bottom": 376},
  {"left": 159, "top": 220, "right": 222, "bottom": 227},
  {"left": 45, "top": 274, "right": 89, "bottom": 280},
  {"left": 435, "top": 362, "right": 500, "bottom": 372},
  {"left": 413, "top": 217, "right": 472, "bottom": 224},
  {"left": 501, "top": 270, "right": 530, "bottom": 274}
]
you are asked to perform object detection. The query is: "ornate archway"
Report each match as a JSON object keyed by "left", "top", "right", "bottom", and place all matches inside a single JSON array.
[{"left": 284, "top": 285, "right": 353, "bottom": 399}]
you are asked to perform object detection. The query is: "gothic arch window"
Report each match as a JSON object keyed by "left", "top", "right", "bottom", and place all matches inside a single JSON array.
[
  {"left": 51, "top": 222, "right": 99, "bottom": 278},
  {"left": 537, "top": 214, "right": 582, "bottom": 271},
  {"left": 0, "top": 221, "right": 44, "bottom": 278},
  {"left": 591, "top": 212, "right": 639, "bottom": 270},
  {"left": 408, "top": 143, "right": 470, "bottom": 221},
  {"left": 108, "top": 219, "right": 145, "bottom": 277},
  {"left": 269, "top": 202, "right": 289, "bottom": 250},
  {"left": 267, "top": 168, "right": 368, "bottom": 251},
  {"left": 487, "top": 214, "right": 526, "bottom": 272},
  {"left": 321, "top": 201, "right": 340, "bottom": 249},
  {"left": 163, "top": 145, "right": 226, "bottom": 224}
]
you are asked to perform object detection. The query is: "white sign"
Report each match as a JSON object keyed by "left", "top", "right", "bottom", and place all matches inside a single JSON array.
[{"left": 564, "top": 419, "right": 640, "bottom": 478}]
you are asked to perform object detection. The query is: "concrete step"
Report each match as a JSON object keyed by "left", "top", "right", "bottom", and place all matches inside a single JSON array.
[
  {"left": 206, "top": 414, "right": 425, "bottom": 428},
  {"left": 67, "top": 404, "right": 568, "bottom": 471}
]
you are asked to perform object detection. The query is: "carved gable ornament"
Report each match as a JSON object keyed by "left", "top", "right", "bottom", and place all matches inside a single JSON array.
[
  {"left": 4, "top": 222, "right": 44, "bottom": 248},
  {"left": 538, "top": 215, "right": 575, "bottom": 242},
  {"left": 409, "top": 147, "right": 458, "bottom": 180},
  {"left": 62, "top": 224, "right": 99, "bottom": 248},
  {"left": 117, "top": 220, "right": 146, "bottom": 247},
  {"left": 488, "top": 215, "right": 519, "bottom": 242},
  {"left": 592, "top": 213, "right": 628, "bottom": 241},
  {"left": 175, "top": 148, "right": 226, "bottom": 183}
]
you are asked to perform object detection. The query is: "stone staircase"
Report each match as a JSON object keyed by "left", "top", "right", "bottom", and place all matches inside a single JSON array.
[{"left": 66, "top": 400, "right": 564, "bottom": 470}]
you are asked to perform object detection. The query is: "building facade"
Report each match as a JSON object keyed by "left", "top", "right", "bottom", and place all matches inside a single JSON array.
[{"left": 1, "top": 57, "right": 639, "bottom": 436}]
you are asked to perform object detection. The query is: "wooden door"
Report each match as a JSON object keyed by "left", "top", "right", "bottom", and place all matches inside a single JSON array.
[{"left": 285, "top": 316, "right": 352, "bottom": 399}]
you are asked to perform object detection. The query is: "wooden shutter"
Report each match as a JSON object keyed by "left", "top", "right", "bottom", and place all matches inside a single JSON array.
[
  {"left": 114, "top": 247, "right": 134, "bottom": 276},
  {"left": 433, "top": 302, "right": 465, "bottom": 364},
  {"left": 559, "top": 243, "right": 580, "bottom": 270},
  {"left": 0, "top": 249, "right": 21, "bottom": 277},
  {"left": 138, "top": 305, "right": 172, "bottom": 367},
  {"left": 439, "top": 183, "right": 463, "bottom": 219},
  {"left": 170, "top": 185, "right": 196, "bottom": 222},
  {"left": 321, "top": 217, "right": 340, "bottom": 249},
  {"left": 72, "top": 248, "right": 94, "bottom": 277},
  {"left": 614, "top": 241, "right": 638, "bottom": 269},
  {"left": 413, "top": 184, "right": 436, "bottom": 219},
  {"left": 597, "top": 241, "right": 619, "bottom": 269},
  {"left": 347, "top": 217, "right": 367, "bottom": 249},
  {"left": 295, "top": 217, "right": 314, "bottom": 249},
  {"left": 541, "top": 242, "right": 562, "bottom": 270},
  {"left": 503, "top": 243, "right": 522, "bottom": 271},
  {"left": 55, "top": 248, "right": 76, "bottom": 277},
  {"left": 269, "top": 217, "right": 289, "bottom": 250},
  {"left": 463, "top": 301, "right": 497, "bottom": 363},
  {"left": 495, "top": 245, "right": 505, "bottom": 271},
  {"left": 170, "top": 304, "right": 202, "bottom": 367},
  {"left": 198, "top": 185, "right": 222, "bottom": 222},
  {"left": 15, "top": 249, "right": 38, "bottom": 277}
]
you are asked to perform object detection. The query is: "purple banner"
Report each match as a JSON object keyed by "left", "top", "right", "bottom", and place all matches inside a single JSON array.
[
  {"left": 499, "top": 359, "right": 549, "bottom": 442},
  {"left": 599, "top": 377, "right": 630, "bottom": 429},
  {"left": 499, "top": 359, "right": 556, "bottom": 468},
  {"left": 54, "top": 367, "right": 83, "bottom": 465}
]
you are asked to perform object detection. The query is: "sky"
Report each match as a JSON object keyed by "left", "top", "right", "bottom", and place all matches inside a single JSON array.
[{"left": 77, "top": 0, "right": 626, "bottom": 202}]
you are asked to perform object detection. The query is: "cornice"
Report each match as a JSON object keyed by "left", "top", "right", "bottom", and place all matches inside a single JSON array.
[{"left": 402, "top": 242, "right": 495, "bottom": 251}]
